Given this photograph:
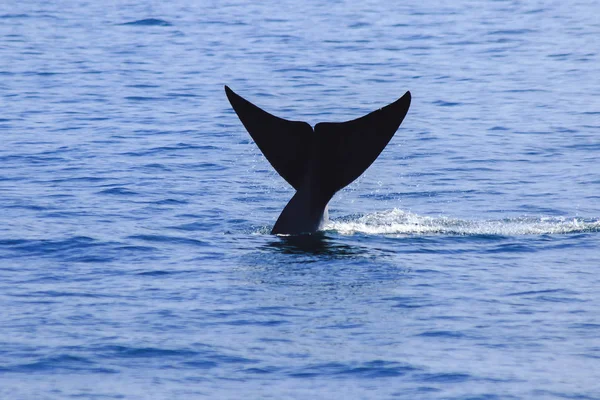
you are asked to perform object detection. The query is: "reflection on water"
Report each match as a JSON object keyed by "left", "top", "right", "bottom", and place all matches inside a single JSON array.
[
  {"left": 239, "top": 232, "right": 409, "bottom": 294},
  {"left": 264, "top": 233, "right": 369, "bottom": 257}
]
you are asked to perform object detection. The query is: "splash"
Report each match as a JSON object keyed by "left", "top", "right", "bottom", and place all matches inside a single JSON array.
[{"left": 326, "top": 209, "right": 600, "bottom": 236}]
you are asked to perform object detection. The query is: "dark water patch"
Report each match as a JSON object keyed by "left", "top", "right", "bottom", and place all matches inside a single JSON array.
[
  {"left": 98, "top": 345, "right": 198, "bottom": 359},
  {"left": 578, "top": 346, "right": 600, "bottom": 360},
  {"left": 72, "top": 116, "right": 110, "bottom": 122},
  {"left": 67, "top": 254, "right": 116, "bottom": 263},
  {"left": 506, "top": 289, "right": 584, "bottom": 303},
  {"left": 17, "top": 290, "right": 115, "bottom": 299},
  {"left": 506, "top": 289, "right": 574, "bottom": 297},
  {"left": 289, "top": 360, "right": 418, "bottom": 379},
  {"left": 205, "top": 354, "right": 254, "bottom": 365},
  {"left": 384, "top": 296, "right": 432, "bottom": 309},
  {"left": 433, "top": 100, "right": 462, "bottom": 107},
  {"left": 80, "top": 70, "right": 105, "bottom": 75},
  {"left": 243, "top": 366, "right": 281, "bottom": 375},
  {"left": 0, "top": 236, "right": 152, "bottom": 264},
  {"left": 119, "top": 18, "right": 172, "bottom": 27},
  {"left": 488, "top": 29, "right": 536, "bottom": 36},
  {"left": 66, "top": 394, "right": 126, "bottom": 399},
  {"left": 166, "top": 92, "right": 199, "bottom": 98},
  {"left": 180, "top": 360, "right": 219, "bottom": 369},
  {"left": 46, "top": 176, "right": 108, "bottom": 183},
  {"left": 525, "top": 8, "right": 546, "bottom": 14},
  {"left": 5, "top": 354, "right": 117, "bottom": 374},
  {"left": 189, "top": 162, "right": 227, "bottom": 171},
  {"left": 136, "top": 270, "right": 174, "bottom": 276},
  {"left": 41, "top": 211, "right": 89, "bottom": 219},
  {"left": 504, "top": 88, "right": 547, "bottom": 93},
  {"left": 128, "top": 234, "right": 209, "bottom": 247},
  {"left": 318, "top": 322, "right": 363, "bottom": 330},
  {"left": 548, "top": 53, "right": 572, "bottom": 59},
  {"left": 150, "top": 198, "right": 188, "bottom": 205},
  {"left": 35, "top": 71, "right": 63, "bottom": 77},
  {"left": 532, "top": 390, "right": 599, "bottom": 400},
  {"left": 142, "top": 163, "right": 171, "bottom": 170},
  {"left": 117, "top": 244, "right": 157, "bottom": 253},
  {"left": 207, "top": 306, "right": 296, "bottom": 319},
  {"left": 0, "top": 14, "right": 30, "bottom": 19},
  {"left": 348, "top": 22, "right": 371, "bottom": 29},
  {"left": 0, "top": 239, "right": 30, "bottom": 247},
  {"left": 553, "top": 126, "right": 578, "bottom": 133},
  {"left": 125, "top": 83, "right": 160, "bottom": 89},
  {"left": 416, "top": 372, "right": 472, "bottom": 383},
  {"left": 122, "top": 143, "right": 215, "bottom": 156},
  {"left": 259, "top": 337, "right": 293, "bottom": 343},
  {"left": 124, "top": 96, "right": 165, "bottom": 102},
  {"left": 0, "top": 154, "right": 65, "bottom": 164},
  {"left": 563, "top": 142, "right": 600, "bottom": 151},
  {"left": 569, "top": 323, "right": 600, "bottom": 330},
  {"left": 487, "top": 243, "right": 535, "bottom": 253},
  {"left": 6, "top": 236, "right": 100, "bottom": 255},
  {"left": 97, "top": 187, "right": 138, "bottom": 196},
  {"left": 417, "top": 330, "right": 466, "bottom": 339},
  {"left": 445, "top": 40, "right": 479, "bottom": 46},
  {"left": 537, "top": 296, "right": 585, "bottom": 303},
  {"left": 447, "top": 393, "right": 516, "bottom": 399},
  {"left": 200, "top": 19, "right": 249, "bottom": 27},
  {"left": 2, "top": 36, "right": 23, "bottom": 43},
  {"left": 17, "top": 273, "right": 67, "bottom": 284},
  {"left": 3, "top": 202, "right": 69, "bottom": 214},
  {"left": 220, "top": 319, "right": 287, "bottom": 327},
  {"left": 394, "top": 387, "right": 444, "bottom": 396},
  {"left": 405, "top": 33, "right": 437, "bottom": 41},
  {"left": 262, "top": 235, "right": 370, "bottom": 258},
  {"left": 93, "top": 345, "right": 253, "bottom": 368}
]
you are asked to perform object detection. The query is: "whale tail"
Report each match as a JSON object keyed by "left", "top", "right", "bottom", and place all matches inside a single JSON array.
[{"left": 225, "top": 85, "right": 411, "bottom": 234}]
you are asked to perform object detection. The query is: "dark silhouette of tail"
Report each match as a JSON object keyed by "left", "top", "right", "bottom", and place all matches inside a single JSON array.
[{"left": 225, "top": 85, "right": 411, "bottom": 234}]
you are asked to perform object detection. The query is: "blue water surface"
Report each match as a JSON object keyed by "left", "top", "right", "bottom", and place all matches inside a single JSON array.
[{"left": 1, "top": 1, "right": 600, "bottom": 399}]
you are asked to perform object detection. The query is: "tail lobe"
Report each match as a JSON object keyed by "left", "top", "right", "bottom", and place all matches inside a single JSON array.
[
  {"left": 314, "top": 91, "right": 411, "bottom": 194},
  {"left": 225, "top": 86, "right": 313, "bottom": 190}
]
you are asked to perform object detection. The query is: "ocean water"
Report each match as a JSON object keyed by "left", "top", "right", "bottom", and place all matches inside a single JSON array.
[{"left": 1, "top": 0, "right": 599, "bottom": 399}]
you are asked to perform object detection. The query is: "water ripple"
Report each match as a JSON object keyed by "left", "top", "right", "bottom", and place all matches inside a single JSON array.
[
  {"left": 119, "top": 18, "right": 172, "bottom": 27},
  {"left": 288, "top": 360, "right": 419, "bottom": 379}
]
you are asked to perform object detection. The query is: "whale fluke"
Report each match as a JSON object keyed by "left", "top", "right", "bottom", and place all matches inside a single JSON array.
[{"left": 225, "top": 85, "right": 411, "bottom": 235}]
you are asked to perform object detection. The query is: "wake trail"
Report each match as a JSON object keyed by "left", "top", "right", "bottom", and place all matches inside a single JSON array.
[{"left": 326, "top": 209, "right": 600, "bottom": 236}]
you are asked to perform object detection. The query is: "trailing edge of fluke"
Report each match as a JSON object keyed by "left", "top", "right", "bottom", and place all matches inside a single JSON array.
[{"left": 225, "top": 85, "right": 411, "bottom": 235}]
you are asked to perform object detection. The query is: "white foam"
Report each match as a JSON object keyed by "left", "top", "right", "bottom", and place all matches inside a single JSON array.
[{"left": 325, "top": 209, "right": 600, "bottom": 236}]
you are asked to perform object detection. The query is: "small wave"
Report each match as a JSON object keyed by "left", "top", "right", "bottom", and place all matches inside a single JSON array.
[
  {"left": 0, "top": 14, "right": 30, "bottom": 19},
  {"left": 124, "top": 96, "right": 164, "bottom": 102},
  {"left": 287, "top": 360, "right": 418, "bottom": 379},
  {"left": 6, "top": 354, "right": 116, "bottom": 374},
  {"left": 98, "top": 187, "right": 138, "bottom": 196},
  {"left": 432, "top": 100, "right": 462, "bottom": 107},
  {"left": 326, "top": 209, "right": 600, "bottom": 236},
  {"left": 128, "top": 234, "right": 209, "bottom": 247},
  {"left": 120, "top": 18, "right": 172, "bottom": 26}
]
